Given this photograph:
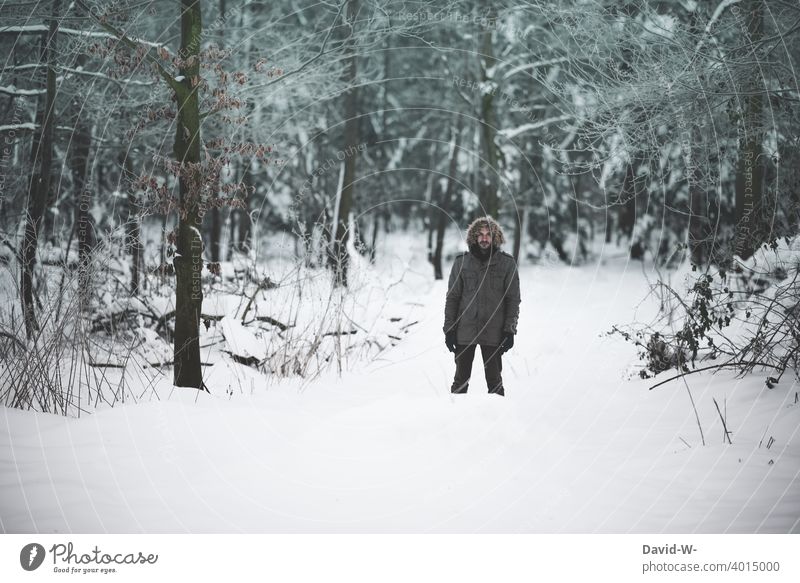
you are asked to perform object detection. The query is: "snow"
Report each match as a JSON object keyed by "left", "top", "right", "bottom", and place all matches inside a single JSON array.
[
  {"left": 218, "top": 316, "right": 266, "bottom": 361},
  {"left": 0, "top": 25, "right": 48, "bottom": 33},
  {"left": 499, "top": 115, "right": 572, "bottom": 139},
  {"left": 0, "top": 25, "right": 168, "bottom": 50},
  {"left": 0, "top": 85, "right": 46, "bottom": 96},
  {"left": 1, "top": 234, "right": 798, "bottom": 533}
]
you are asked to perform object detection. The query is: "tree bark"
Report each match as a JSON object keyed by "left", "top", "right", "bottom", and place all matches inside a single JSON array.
[
  {"left": 208, "top": 0, "right": 227, "bottom": 264},
  {"left": 331, "top": 0, "right": 359, "bottom": 287},
  {"left": 209, "top": 208, "right": 221, "bottom": 262},
  {"left": 238, "top": 163, "right": 253, "bottom": 252},
  {"left": 734, "top": 0, "right": 765, "bottom": 260},
  {"left": 478, "top": 6, "right": 499, "bottom": 218},
  {"left": 618, "top": 161, "right": 637, "bottom": 247},
  {"left": 122, "top": 154, "right": 142, "bottom": 295},
  {"left": 72, "top": 116, "right": 92, "bottom": 302},
  {"left": 424, "top": 143, "right": 437, "bottom": 269},
  {"left": 605, "top": 210, "right": 613, "bottom": 244},
  {"left": 513, "top": 151, "right": 531, "bottom": 263},
  {"left": 687, "top": 126, "right": 709, "bottom": 266},
  {"left": 370, "top": 36, "right": 391, "bottom": 264},
  {"left": 433, "top": 121, "right": 461, "bottom": 280},
  {"left": 172, "top": 0, "right": 205, "bottom": 389},
  {"left": 226, "top": 208, "right": 236, "bottom": 261},
  {"left": 20, "top": 0, "right": 60, "bottom": 339},
  {"left": 369, "top": 209, "right": 379, "bottom": 262}
]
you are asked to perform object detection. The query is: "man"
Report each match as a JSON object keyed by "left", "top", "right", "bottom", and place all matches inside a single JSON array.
[{"left": 443, "top": 216, "right": 521, "bottom": 396}]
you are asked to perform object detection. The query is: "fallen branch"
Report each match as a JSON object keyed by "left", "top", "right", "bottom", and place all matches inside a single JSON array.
[
  {"left": 253, "top": 315, "right": 289, "bottom": 331},
  {"left": 155, "top": 311, "right": 224, "bottom": 332},
  {"left": 221, "top": 351, "right": 262, "bottom": 368},
  {"left": 41, "top": 259, "right": 79, "bottom": 269},
  {"left": 649, "top": 360, "right": 783, "bottom": 390},
  {"left": 89, "top": 360, "right": 214, "bottom": 368},
  {"left": 91, "top": 309, "right": 140, "bottom": 333},
  {"left": 322, "top": 329, "right": 357, "bottom": 336},
  {"left": 154, "top": 310, "right": 177, "bottom": 332}
]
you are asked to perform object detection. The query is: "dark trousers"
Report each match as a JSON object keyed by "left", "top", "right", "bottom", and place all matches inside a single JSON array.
[{"left": 451, "top": 344, "right": 504, "bottom": 395}]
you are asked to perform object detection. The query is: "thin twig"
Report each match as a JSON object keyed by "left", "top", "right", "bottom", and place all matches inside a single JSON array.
[
  {"left": 681, "top": 374, "right": 705, "bottom": 446},
  {"left": 713, "top": 397, "right": 733, "bottom": 444}
]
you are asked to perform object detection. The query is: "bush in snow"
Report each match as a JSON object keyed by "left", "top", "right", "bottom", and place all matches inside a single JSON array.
[{"left": 613, "top": 237, "right": 800, "bottom": 388}]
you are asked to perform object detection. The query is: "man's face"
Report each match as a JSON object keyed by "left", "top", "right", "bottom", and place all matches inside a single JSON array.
[{"left": 477, "top": 227, "right": 493, "bottom": 249}]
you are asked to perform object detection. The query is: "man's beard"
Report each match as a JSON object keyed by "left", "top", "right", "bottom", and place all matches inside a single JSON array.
[{"left": 469, "top": 243, "right": 494, "bottom": 260}]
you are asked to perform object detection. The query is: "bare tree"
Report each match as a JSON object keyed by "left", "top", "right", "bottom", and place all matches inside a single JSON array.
[
  {"left": 733, "top": 0, "right": 766, "bottom": 260},
  {"left": 330, "top": 0, "right": 360, "bottom": 287},
  {"left": 431, "top": 120, "right": 462, "bottom": 280},
  {"left": 20, "top": 0, "right": 61, "bottom": 339}
]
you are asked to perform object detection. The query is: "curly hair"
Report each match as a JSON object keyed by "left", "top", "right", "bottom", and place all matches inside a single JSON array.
[{"left": 465, "top": 215, "right": 506, "bottom": 247}]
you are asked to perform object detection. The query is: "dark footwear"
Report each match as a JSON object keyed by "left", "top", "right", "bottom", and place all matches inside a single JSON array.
[{"left": 489, "top": 387, "right": 505, "bottom": 396}]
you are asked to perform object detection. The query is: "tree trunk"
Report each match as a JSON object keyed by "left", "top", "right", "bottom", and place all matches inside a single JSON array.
[
  {"left": 122, "top": 154, "right": 142, "bottom": 295},
  {"left": 424, "top": 143, "right": 437, "bottom": 269},
  {"left": 513, "top": 152, "right": 531, "bottom": 263},
  {"left": 172, "top": 0, "right": 205, "bottom": 389},
  {"left": 734, "top": 0, "right": 765, "bottom": 260},
  {"left": 229, "top": 164, "right": 253, "bottom": 256},
  {"left": 478, "top": 7, "right": 499, "bottom": 218},
  {"left": 209, "top": 208, "right": 222, "bottom": 262},
  {"left": 160, "top": 212, "right": 169, "bottom": 275},
  {"left": 226, "top": 209, "right": 236, "bottom": 261},
  {"left": 426, "top": 217, "right": 434, "bottom": 262},
  {"left": 370, "top": 36, "right": 390, "bottom": 264},
  {"left": 369, "top": 209, "right": 379, "bottom": 262},
  {"left": 687, "top": 125, "right": 709, "bottom": 266},
  {"left": 519, "top": 205, "right": 530, "bottom": 262},
  {"left": 208, "top": 0, "right": 227, "bottom": 264},
  {"left": 239, "top": 205, "right": 252, "bottom": 253},
  {"left": 433, "top": 121, "right": 462, "bottom": 280},
  {"left": 331, "top": 0, "right": 359, "bottom": 287},
  {"left": 73, "top": 118, "right": 92, "bottom": 302},
  {"left": 20, "top": 0, "right": 60, "bottom": 339},
  {"left": 619, "top": 161, "right": 637, "bottom": 242}
]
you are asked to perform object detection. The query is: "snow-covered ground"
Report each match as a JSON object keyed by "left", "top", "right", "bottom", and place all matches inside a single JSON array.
[{"left": 1, "top": 235, "right": 798, "bottom": 533}]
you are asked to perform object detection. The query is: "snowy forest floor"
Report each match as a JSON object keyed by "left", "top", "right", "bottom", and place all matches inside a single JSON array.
[{"left": 1, "top": 234, "right": 799, "bottom": 533}]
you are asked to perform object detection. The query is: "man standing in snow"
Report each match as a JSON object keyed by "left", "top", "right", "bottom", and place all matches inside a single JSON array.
[{"left": 443, "top": 216, "right": 521, "bottom": 396}]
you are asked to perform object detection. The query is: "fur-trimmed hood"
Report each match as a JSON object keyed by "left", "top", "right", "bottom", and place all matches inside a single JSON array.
[{"left": 465, "top": 216, "right": 506, "bottom": 247}]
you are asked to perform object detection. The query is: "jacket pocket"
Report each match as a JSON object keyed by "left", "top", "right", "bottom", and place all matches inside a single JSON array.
[
  {"left": 490, "top": 273, "right": 505, "bottom": 291},
  {"left": 463, "top": 274, "right": 478, "bottom": 291}
]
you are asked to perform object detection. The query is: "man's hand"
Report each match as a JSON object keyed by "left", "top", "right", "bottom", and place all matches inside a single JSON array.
[
  {"left": 500, "top": 333, "right": 514, "bottom": 353},
  {"left": 445, "top": 331, "right": 457, "bottom": 353}
]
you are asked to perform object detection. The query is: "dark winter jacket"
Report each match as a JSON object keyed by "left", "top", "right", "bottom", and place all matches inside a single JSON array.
[{"left": 443, "top": 220, "right": 521, "bottom": 346}]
